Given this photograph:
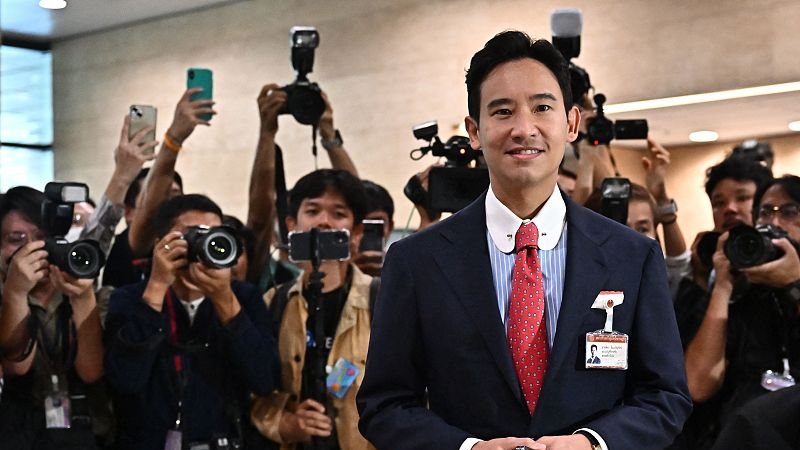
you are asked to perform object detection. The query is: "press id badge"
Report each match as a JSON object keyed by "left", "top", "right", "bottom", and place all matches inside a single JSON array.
[
  {"left": 585, "top": 291, "right": 628, "bottom": 370},
  {"left": 326, "top": 358, "right": 360, "bottom": 399},
  {"left": 44, "top": 375, "right": 71, "bottom": 429}
]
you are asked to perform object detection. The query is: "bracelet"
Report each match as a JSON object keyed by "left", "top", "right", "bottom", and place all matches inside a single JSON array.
[
  {"left": 163, "top": 133, "right": 182, "bottom": 153},
  {"left": 660, "top": 214, "right": 678, "bottom": 225}
]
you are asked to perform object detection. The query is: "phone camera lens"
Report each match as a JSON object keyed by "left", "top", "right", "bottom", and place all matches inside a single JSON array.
[{"left": 188, "top": 71, "right": 195, "bottom": 80}]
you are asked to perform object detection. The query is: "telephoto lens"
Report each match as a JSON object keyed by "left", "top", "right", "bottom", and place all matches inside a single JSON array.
[
  {"left": 183, "top": 225, "right": 240, "bottom": 269},
  {"left": 44, "top": 238, "right": 105, "bottom": 279},
  {"left": 724, "top": 224, "right": 789, "bottom": 269}
]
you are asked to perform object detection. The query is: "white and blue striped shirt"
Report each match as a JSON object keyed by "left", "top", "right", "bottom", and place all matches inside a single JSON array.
[{"left": 485, "top": 185, "right": 568, "bottom": 349}]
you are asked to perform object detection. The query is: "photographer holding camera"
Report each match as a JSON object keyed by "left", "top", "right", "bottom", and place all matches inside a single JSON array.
[
  {"left": 0, "top": 186, "right": 105, "bottom": 450},
  {"left": 679, "top": 175, "right": 800, "bottom": 448},
  {"left": 251, "top": 169, "right": 378, "bottom": 450},
  {"left": 104, "top": 194, "right": 279, "bottom": 450}
]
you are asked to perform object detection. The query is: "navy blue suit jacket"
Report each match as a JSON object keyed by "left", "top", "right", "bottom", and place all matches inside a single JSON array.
[{"left": 357, "top": 192, "right": 691, "bottom": 450}]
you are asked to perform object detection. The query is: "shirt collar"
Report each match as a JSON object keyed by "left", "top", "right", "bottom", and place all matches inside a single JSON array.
[{"left": 485, "top": 184, "right": 566, "bottom": 253}]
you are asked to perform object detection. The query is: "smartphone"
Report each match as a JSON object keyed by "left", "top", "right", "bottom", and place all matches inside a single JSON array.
[
  {"left": 359, "top": 219, "right": 385, "bottom": 253},
  {"left": 128, "top": 105, "right": 157, "bottom": 147},
  {"left": 288, "top": 229, "right": 350, "bottom": 263},
  {"left": 187, "top": 68, "right": 213, "bottom": 121}
]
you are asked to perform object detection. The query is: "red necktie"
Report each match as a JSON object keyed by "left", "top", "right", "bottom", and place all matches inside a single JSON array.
[{"left": 507, "top": 221, "right": 549, "bottom": 415}]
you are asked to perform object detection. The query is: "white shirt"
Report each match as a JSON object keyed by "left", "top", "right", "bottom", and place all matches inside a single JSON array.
[{"left": 180, "top": 297, "right": 205, "bottom": 325}]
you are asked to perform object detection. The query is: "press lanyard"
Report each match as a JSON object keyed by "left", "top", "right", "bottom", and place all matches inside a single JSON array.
[
  {"left": 165, "top": 289, "right": 185, "bottom": 431},
  {"left": 31, "top": 297, "right": 76, "bottom": 377}
]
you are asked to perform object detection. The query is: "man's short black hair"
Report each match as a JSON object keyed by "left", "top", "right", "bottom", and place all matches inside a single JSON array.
[
  {"left": 362, "top": 180, "right": 394, "bottom": 221},
  {"left": 466, "top": 30, "right": 573, "bottom": 124},
  {"left": 153, "top": 194, "right": 223, "bottom": 238},
  {"left": 704, "top": 157, "right": 773, "bottom": 199},
  {"left": 288, "top": 169, "right": 367, "bottom": 225},
  {"left": 0, "top": 186, "right": 45, "bottom": 230},
  {"left": 124, "top": 168, "right": 184, "bottom": 209},
  {"left": 591, "top": 344, "right": 598, "bottom": 351}
]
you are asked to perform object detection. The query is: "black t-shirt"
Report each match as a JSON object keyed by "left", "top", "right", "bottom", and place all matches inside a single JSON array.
[
  {"left": 102, "top": 228, "right": 150, "bottom": 288},
  {"left": 301, "top": 287, "right": 348, "bottom": 399}
]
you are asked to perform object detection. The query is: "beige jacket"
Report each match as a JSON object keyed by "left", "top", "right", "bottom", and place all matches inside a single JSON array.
[{"left": 251, "top": 265, "right": 376, "bottom": 450}]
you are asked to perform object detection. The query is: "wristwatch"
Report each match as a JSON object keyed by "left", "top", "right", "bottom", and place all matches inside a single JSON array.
[
  {"left": 321, "top": 129, "right": 344, "bottom": 151},
  {"left": 655, "top": 198, "right": 678, "bottom": 217}
]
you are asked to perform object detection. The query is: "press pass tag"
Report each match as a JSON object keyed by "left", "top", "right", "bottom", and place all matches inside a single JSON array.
[
  {"left": 44, "top": 375, "right": 71, "bottom": 429},
  {"left": 326, "top": 358, "right": 360, "bottom": 399},
  {"left": 586, "top": 291, "right": 628, "bottom": 370}
]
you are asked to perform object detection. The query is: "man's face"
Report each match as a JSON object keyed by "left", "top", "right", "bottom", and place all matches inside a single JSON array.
[
  {"left": 756, "top": 185, "right": 800, "bottom": 242},
  {"left": 288, "top": 189, "right": 359, "bottom": 234},
  {"left": 627, "top": 200, "right": 656, "bottom": 239},
  {"left": 0, "top": 210, "right": 47, "bottom": 275},
  {"left": 466, "top": 58, "right": 579, "bottom": 194},
  {"left": 710, "top": 179, "right": 757, "bottom": 231}
]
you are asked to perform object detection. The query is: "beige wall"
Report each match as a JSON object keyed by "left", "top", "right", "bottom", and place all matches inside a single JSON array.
[{"left": 51, "top": 0, "right": 800, "bottom": 227}]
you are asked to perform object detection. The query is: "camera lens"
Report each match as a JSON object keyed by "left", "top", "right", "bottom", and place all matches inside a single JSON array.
[
  {"left": 724, "top": 225, "right": 772, "bottom": 269},
  {"left": 67, "top": 241, "right": 102, "bottom": 278},
  {"left": 202, "top": 230, "right": 237, "bottom": 268}
]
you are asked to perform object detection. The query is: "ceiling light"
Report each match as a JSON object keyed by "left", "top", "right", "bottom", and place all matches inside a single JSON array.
[
  {"left": 605, "top": 81, "right": 800, "bottom": 114},
  {"left": 789, "top": 121, "right": 800, "bottom": 132},
  {"left": 39, "top": 0, "right": 67, "bottom": 10},
  {"left": 689, "top": 131, "right": 719, "bottom": 143}
]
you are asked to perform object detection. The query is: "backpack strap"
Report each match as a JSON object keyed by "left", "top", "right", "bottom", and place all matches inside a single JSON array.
[{"left": 268, "top": 280, "right": 296, "bottom": 339}]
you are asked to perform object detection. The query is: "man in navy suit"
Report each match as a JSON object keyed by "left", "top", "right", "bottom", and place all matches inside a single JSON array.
[{"left": 357, "top": 31, "right": 691, "bottom": 450}]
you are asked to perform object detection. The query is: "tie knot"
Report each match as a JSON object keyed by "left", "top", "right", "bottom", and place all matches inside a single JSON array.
[{"left": 515, "top": 221, "right": 539, "bottom": 252}]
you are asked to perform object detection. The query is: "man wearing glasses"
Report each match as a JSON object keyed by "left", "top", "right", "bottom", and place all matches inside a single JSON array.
[{"left": 678, "top": 175, "right": 800, "bottom": 449}]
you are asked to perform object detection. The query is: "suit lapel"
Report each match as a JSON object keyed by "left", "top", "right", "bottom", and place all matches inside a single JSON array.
[{"left": 433, "top": 194, "right": 524, "bottom": 404}]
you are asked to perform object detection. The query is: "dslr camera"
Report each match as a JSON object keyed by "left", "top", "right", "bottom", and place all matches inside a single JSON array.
[
  {"left": 41, "top": 182, "right": 105, "bottom": 279},
  {"left": 281, "top": 26, "right": 325, "bottom": 126},
  {"left": 724, "top": 224, "right": 796, "bottom": 269},
  {"left": 183, "top": 225, "right": 241, "bottom": 269},
  {"left": 409, "top": 120, "right": 489, "bottom": 213},
  {"left": 585, "top": 94, "right": 649, "bottom": 146}
]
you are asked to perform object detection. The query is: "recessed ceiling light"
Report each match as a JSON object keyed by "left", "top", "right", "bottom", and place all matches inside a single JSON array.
[
  {"left": 39, "top": 0, "right": 67, "bottom": 10},
  {"left": 689, "top": 131, "right": 719, "bottom": 143},
  {"left": 789, "top": 121, "right": 800, "bottom": 132}
]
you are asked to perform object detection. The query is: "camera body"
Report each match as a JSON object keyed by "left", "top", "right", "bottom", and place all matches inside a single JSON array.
[
  {"left": 586, "top": 94, "right": 648, "bottom": 146},
  {"left": 40, "top": 182, "right": 105, "bottom": 279},
  {"left": 280, "top": 26, "right": 325, "bottom": 126},
  {"left": 599, "top": 177, "right": 631, "bottom": 225},
  {"left": 183, "top": 225, "right": 241, "bottom": 269},
  {"left": 724, "top": 224, "right": 794, "bottom": 269},
  {"left": 288, "top": 228, "right": 350, "bottom": 263}
]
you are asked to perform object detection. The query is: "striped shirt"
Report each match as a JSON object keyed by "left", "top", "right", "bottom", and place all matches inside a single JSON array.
[{"left": 485, "top": 185, "right": 568, "bottom": 349}]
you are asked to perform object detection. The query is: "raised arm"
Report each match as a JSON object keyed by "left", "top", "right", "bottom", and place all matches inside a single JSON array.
[
  {"left": 128, "top": 88, "right": 215, "bottom": 255},
  {"left": 318, "top": 90, "right": 358, "bottom": 177}
]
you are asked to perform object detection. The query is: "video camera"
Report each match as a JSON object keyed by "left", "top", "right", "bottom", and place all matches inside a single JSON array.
[
  {"left": 281, "top": 26, "right": 325, "bottom": 126},
  {"left": 409, "top": 120, "right": 489, "bottom": 213},
  {"left": 550, "top": 9, "right": 648, "bottom": 146},
  {"left": 183, "top": 225, "right": 241, "bottom": 269},
  {"left": 41, "top": 182, "right": 105, "bottom": 279}
]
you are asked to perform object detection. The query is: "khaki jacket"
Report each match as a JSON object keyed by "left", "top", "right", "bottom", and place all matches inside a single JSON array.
[{"left": 251, "top": 265, "right": 376, "bottom": 450}]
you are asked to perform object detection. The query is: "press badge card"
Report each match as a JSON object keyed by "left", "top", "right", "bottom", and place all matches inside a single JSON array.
[
  {"left": 326, "top": 358, "right": 360, "bottom": 399},
  {"left": 44, "top": 375, "right": 71, "bottom": 429},
  {"left": 585, "top": 291, "right": 628, "bottom": 370}
]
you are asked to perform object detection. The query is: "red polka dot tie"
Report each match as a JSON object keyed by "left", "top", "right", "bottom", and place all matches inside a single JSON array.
[{"left": 508, "top": 221, "right": 548, "bottom": 415}]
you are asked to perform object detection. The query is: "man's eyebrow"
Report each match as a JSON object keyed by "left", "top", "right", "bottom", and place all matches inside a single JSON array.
[{"left": 486, "top": 93, "right": 558, "bottom": 110}]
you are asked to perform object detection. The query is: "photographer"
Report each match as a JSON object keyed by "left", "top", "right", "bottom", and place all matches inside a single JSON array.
[
  {"left": 251, "top": 169, "right": 377, "bottom": 450},
  {"left": 681, "top": 175, "right": 800, "bottom": 448},
  {"left": 0, "top": 186, "right": 105, "bottom": 450},
  {"left": 352, "top": 180, "right": 394, "bottom": 277},
  {"left": 247, "top": 84, "right": 357, "bottom": 291},
  {"left": 104, "top": 194, "right": 279, "bottom": 450}
]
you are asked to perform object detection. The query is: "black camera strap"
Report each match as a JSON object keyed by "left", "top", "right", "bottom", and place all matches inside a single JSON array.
[
  {"left": 30, "top": 295, "right": 77, "bottom": 377},
  {"left": 312, "top": 124, "right": 319, "bottom": 169}
]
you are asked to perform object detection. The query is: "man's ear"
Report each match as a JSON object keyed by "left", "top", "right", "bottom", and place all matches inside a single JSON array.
[
  {"left": 567, "top": 106, "right": 581, "bottom": 142},
  {"left": 465, "top": 116, "right": 481, "bottom": 151}
]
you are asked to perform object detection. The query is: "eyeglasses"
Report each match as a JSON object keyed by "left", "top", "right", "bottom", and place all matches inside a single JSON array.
[
  {"left": 758, "top": 204, "right": 800, "bottom": 221},
  {"left": 2, "top": 230, "right": 47, "bottom": 246}
]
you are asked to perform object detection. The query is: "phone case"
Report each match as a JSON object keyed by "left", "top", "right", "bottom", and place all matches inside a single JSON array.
[
  {"left": 128, "top": 105, "right": 157, "bottom": 146},
  {"left": 187, "top": 68, "right": 213, "bottom": 121}
]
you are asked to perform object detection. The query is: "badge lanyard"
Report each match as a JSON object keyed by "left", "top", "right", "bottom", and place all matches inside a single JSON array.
[
  {"left": 761, "top": 295, "right": 796, "bottom": 391},
  {"left": 165, "top": 289, "right": 187, "bottom": 439}
]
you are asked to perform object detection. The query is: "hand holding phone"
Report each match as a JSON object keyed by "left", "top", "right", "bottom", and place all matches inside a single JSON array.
[{"left": 187, "top": 68, "right": 213, "bottom": 121}]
